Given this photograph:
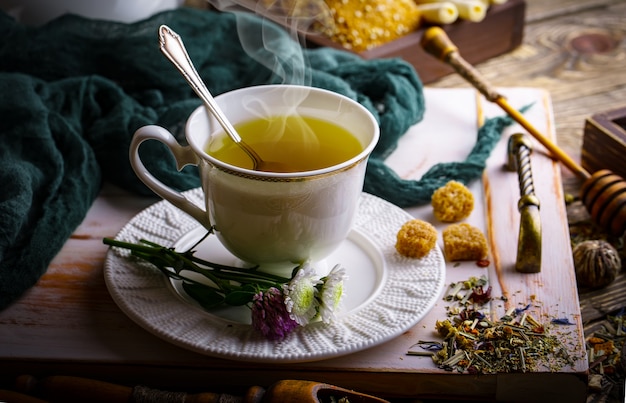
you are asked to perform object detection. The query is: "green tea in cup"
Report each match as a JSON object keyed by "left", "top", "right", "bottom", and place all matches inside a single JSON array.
[{"left": 206, "top": 115, "right": 363, "bottom": 173}]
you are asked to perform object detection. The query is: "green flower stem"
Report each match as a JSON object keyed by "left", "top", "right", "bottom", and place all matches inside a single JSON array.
[
  {"left": 132, "top": 238, "right": 291, "bottom": 284},
  {"left": 184, "top": 253, "right": 291, "bottom": 284},
  {"left": 102, "top": 237, "right": 293, "bottom": 293},
  {"left": 103, "top": 238, "right": 231, "bottom": 293}
]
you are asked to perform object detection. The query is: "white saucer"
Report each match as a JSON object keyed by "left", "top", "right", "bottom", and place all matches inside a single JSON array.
[{"left": 104, "top": 190, "right": 445, "bottom": 363}]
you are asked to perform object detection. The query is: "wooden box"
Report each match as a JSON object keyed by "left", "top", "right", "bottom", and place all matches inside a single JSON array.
[
  {"left": 228, "top": 0, "right": 526, "bottom": 84},
  {"left": 582, "top": 106, "right": 626, "bottom": 179}
]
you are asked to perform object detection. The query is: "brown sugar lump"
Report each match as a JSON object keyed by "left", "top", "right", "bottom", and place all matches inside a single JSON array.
[
  {"left": 395, "top": 219, "right": 438, "bottom": 259},
  {"left": 431, "top": 180, "right": 474, "bottom": 222},
  {"left": 442, "top": 223, "right": 488, "bottom": 261}
]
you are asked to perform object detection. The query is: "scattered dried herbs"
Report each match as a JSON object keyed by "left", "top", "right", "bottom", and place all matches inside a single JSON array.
[
  {"left": 408, "top": 275, "right": 582, "bottom": 375},
  {"left": 426, "top": 315, "right": 576, "bottom": 374}
]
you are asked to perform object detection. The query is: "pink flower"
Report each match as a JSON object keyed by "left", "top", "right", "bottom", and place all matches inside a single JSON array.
[{"left": 251, "top": 287, "right": 299, "bottom": 340}]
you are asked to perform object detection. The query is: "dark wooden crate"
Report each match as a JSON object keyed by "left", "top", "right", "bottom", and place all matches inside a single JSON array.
[
  {"left": 582, "top": 106, "right": 626, "bottom": 179},
  {"left": 302, "top": 0, "right": 527, "bottom": 83}
]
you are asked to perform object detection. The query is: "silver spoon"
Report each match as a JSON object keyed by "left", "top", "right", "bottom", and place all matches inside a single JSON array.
[{"left": 159, "top": 25, "right": 281, "bottom": 172}]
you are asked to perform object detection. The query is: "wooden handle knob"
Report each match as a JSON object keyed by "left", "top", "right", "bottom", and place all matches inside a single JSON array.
[
  {"left": 421, "top": 27, "right": 502, "bottom": 102},
  {"left": 420, "top": 26, "right": 458, "bottom": 61}
]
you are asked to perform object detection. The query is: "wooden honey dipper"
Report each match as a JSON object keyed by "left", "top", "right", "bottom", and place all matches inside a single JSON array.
[{"left": 421, "top": 27, "right": 626, "bottom": 237}]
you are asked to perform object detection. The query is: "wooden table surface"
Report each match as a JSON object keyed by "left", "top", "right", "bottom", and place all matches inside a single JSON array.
[
  {"left": 1, "top": 1, "right": 626, "bottom": 402},
  {"left": 0, "top": 85, "right": 587, "bottom": 402}
]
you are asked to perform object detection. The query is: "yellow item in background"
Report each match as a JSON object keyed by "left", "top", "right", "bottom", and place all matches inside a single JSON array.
[
  {"left": 448, "top": 0, "right": 486, "bottom": 21},
  {"left": 317, "top": 0, "right": 422, "bottom": 52},
  {"left": 416, "top": 2, "right": 458, "bottom": 24},
  {"left": 260, "top": 0, "right": 508, "bottom": 52}
]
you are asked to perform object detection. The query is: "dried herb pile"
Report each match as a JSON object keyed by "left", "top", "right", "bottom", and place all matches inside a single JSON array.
[
  {"left": 409, "top": 275, "right": 582, "bottom": 374},
  {"left": 586, "top": 311, "right": 626, "bottom": 400}
]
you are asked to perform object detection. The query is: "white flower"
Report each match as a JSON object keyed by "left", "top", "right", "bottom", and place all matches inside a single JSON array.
[
  {"left": 317, "top": 264, "right": 347, "bottom": 324},
  {"left": 283, "top": 263, "right": 321, "bottom": 326}
]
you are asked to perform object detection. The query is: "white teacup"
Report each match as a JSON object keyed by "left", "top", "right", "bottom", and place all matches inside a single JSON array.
[{"left": 130, "top": 84, "right": 379, "bottom": 265}]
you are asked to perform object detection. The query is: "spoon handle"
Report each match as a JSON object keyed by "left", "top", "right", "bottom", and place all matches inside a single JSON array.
[{"left": 158, "top": 25, "right": 242, "bottom": 143}]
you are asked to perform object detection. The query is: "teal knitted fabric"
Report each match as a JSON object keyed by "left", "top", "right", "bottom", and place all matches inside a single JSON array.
[
  {"left": 0, "top": 7, "right": 511, "bottom": 309},
  {"left": 366, "top": 112, "right": 516, "bottom": 206}
]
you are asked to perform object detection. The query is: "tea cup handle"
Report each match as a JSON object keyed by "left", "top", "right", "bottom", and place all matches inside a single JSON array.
[{"left": 129, "top": 125, "right": 211, "bottom": 229}]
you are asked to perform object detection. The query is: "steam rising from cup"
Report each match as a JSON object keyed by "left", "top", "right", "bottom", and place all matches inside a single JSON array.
[
  {"left": 205, "top": 0, "right": 338, "bottom": 159},
  {"left": 207, "top": 0, "right": 334, "bottom": 86}
]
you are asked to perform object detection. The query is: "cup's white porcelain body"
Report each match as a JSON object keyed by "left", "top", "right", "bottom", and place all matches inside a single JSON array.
[{"left": 130, "top": 85, "right": 379, "bottom": 265}]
